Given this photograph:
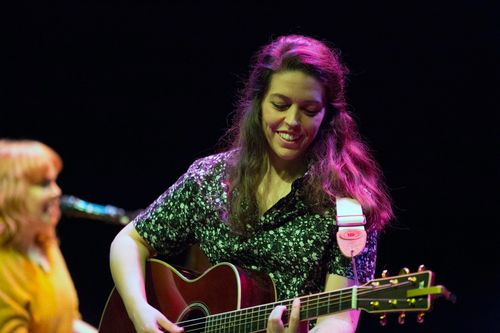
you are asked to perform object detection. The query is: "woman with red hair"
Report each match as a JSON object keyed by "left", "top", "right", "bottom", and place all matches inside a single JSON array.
[{"left": 0, "top": 139, "right": 96, "bottom": 333}]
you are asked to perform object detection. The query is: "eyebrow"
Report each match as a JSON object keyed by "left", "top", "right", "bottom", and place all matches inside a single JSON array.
[{"left": 269, "top": 93, "right": 323, "bottom": 104}]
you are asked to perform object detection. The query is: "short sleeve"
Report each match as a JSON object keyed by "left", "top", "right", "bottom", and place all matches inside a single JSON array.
[
  {"left": 327, "top": 230, "right": 378, "bottom": 283},
  {"left": 133, "top": 159, "right": 210, "bottom": 257}
]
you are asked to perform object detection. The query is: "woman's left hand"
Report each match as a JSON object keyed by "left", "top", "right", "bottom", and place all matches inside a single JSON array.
[{"left": 267, "top": 298, "right": 301, "bottom": 333}]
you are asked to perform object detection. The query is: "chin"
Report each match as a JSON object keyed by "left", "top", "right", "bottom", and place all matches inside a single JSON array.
[
  {"left": 275, "top": 148, "right": 305, "bottom": 161},
  {"left": 35, "top": 230, "right": 57, "bottom": 247},
  {"left": 279, "top": 154, "right": 301, "bottom": 161},
  {"left": 42, "top": 214, "right": 60, "bottom": 228},
  {"left": 274, "top": 154, "right": 306, "bottom": 166}
]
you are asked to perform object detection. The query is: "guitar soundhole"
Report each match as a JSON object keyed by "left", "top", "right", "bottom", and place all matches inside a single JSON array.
[{"left": 178, "top": 303, "right": 209, "bottom": 323}]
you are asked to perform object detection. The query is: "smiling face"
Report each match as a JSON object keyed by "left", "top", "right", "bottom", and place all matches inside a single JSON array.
[
  {"left": 25, "top": 164, "right": 62, "bottom": 232},
  {"left": 261, "top": 70, "right": 326, "bottom": 169}
]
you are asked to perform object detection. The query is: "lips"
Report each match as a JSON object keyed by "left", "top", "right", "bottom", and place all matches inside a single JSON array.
[
  {"left": 277, "top": 131, "right": 302, "bottom": 142},
  {"left": 42, "top": 199, "right": 60, "bottom": 216}
]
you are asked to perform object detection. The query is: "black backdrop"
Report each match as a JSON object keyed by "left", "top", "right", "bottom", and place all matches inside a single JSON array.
[{"left": 3, "top": 1, "right": 498, "bottom": 332}]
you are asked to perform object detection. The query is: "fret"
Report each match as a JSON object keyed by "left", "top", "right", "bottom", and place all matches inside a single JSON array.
[
  {"left": 339, "top": 289, "right": 343, "bottom": 312},
  {"left": 230, "top": 310, "right": 237, "bottom": 332},
  {"left": 234, "top": 310, "right": 239, "bottom": 333},
  {"left": 249, "top": 306, "right": 255, "bottom": 332},
  {"left": 206, "top": 314, "right": 212, "bottom": 333},
  {"left": 223, "top": 312, "right": 229, "bottom": 333},
  {"left": 254, "top": 304, "right": 264, "bottom": 332},
  {"left": 246, "top": 306, "right": 254, "bottom": 332},
  {"left": 242, "top": 307, "right": 250, "bottom": 332},
  {"left": 228, "top": 311, "right": 233, "bottom": 333},
  {"left": 327, "top": 290, "right": 331, "bottom": 315},
  {"left": 212, "top": 314, "right": 216, "bottom": 333},
  {"left": 229, "top": 312, "right": 235, "bottom": 333},
  {"left": 352, "top": 286, "right": 357, "bottom": 310},
  {"left": 215, "top": 312, "right": 221, "bottom": 333},
  {"left": 204, "top": 315, "right": 211, "bottom": 333},
  {"left": 314, "top": 293, "right": 319, "bottom": 318},
  {"left": 206, "top": 314, "right": 211, "bottom": 333},
  {"left": 258, "top": 304, "right": 273, "bottom": 331},
  {"left": 248, "top": 306, "right": 257, "bottom": 332}
]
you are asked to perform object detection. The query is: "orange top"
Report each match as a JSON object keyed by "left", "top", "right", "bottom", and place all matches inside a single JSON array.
[{"left": 0, "top": 242, "right": 80, "bottom": 333}]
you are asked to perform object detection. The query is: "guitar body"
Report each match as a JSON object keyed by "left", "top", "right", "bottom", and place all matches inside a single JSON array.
[{"left": 98, "top": 260, "right": 277, "bottom": 333}]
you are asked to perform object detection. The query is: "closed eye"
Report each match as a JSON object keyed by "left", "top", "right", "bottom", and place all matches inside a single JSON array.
[
  {"left": 271, "top": 102, "right": 289, "bottom": 111},
  {"left": 38, "top": 179, "right": 51, "bottom": 187},
  {"left": 303, "top": 108, "right": 322, "bottom": 116}
]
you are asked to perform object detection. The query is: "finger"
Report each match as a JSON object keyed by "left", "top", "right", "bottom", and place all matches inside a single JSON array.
[
  {"left": 267, "top": 305, "right": 287, "bottom": 333},
  {"left": 157, "top": 316, "right": 184, "bottom": 333},
  {"left": 288, "top": 298, "right": 301, "bottom": 333}
]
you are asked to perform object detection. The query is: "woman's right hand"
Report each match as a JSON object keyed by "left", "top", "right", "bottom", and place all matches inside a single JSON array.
[
  {"left": 110, "top": 224, "right": 183, "bottom": 333},
  {"left": 129, "top": 302, "right": 184, "bottom": 333}
]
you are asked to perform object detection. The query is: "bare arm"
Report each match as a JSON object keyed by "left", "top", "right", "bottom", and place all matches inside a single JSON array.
[{"left": 109, "top": 222, "right": 183, "bottom": 333}]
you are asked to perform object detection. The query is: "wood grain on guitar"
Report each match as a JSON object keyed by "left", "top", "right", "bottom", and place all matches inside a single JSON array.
[{"left": 98, "top": 260, "right": 453, "bottom": 333}]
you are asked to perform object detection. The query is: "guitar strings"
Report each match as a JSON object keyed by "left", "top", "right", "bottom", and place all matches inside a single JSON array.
[
  {"left": 178, "top": 281, "right": 412, "bottom": 332},
  {"left": 179, "top": 291, "right": 357, "bottom": 333},
  {"left": 175, "top": 283, "right": 401, "bottom": 332},
  {"left": 178, "top": 284, "right": 392, "bottom": 332}
]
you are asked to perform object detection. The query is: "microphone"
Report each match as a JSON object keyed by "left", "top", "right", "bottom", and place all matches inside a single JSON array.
[{"left": 60, "top": 195, "right": 132, "bottom": 226}]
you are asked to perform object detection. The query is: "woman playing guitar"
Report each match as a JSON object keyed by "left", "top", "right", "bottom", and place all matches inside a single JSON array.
[{"left": 109, "top": 35, "right": 393, "bottom": 333}]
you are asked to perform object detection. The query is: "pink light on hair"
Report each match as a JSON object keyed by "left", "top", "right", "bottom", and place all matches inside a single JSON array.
[{"left": 223, "top": 35, "right": 392, "bottom": 234}]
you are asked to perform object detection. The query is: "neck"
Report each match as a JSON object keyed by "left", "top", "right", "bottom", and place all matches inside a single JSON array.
[
  {"left": 265, "top": 152, "right": 306, "bottom": 184},
  {"left": 15, "top": 225, "right": 55, "bottom": 255},
  {"left": 257, "top": 154, "right": 306, "bottom": 215}
]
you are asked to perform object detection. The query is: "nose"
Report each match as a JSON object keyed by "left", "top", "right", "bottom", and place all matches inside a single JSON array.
[
  {"left": 284, "top": 105, "right": 300, "bottom": 127},
  {"left": 51, "top": 182, "right": 62, "bottom": 198}
]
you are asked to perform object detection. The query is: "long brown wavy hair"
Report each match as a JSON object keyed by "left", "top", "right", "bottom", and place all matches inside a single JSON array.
[
  {"left": 223, "top": 35, "right": 393, "bottom": 236},
  {"left": 0, "top": 139, "right": 62, "bottom": 250}
]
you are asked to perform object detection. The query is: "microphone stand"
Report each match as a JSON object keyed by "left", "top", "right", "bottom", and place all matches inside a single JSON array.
[{"left": 60, "top": 195, "right": 142, "bottom": 226}]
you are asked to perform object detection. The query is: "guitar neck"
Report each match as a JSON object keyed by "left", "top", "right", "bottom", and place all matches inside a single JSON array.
[
  {"left": 297, "top": 287, "right": 356, "bottom": 320},
  {"left": 202, "top": 287, "right": 356, "bottom": 332}
]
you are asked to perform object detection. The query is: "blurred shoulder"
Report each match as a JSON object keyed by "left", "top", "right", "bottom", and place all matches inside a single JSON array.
[
  {"left": 0, "top": 247, "right": 32, "bottom": 287},
  {"left": 186, "top": 150, "right": 237, "bottom": 178}
]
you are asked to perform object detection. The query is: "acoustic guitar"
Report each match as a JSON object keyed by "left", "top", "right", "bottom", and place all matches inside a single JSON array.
[{"left": 99, "top": 259, "right": 452, "bottom": 332}]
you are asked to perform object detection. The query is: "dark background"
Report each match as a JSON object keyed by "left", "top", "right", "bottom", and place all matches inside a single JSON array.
[{"left": 3, "top": 0, "right": 498, "bottom": 332}]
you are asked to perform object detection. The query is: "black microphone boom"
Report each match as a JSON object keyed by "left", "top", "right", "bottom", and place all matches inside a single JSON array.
[{"left": 60, "top": 195, "right": 131, "bottom": 226}]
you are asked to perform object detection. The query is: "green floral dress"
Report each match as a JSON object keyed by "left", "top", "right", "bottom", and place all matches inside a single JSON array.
[{"left": 134, "top": 151, "right": 378, "bottom": 301}]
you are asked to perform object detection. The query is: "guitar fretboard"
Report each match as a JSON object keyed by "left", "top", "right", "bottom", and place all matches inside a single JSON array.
[{"left": 185, "top": 287, "right": 355, "bottom": 333}]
